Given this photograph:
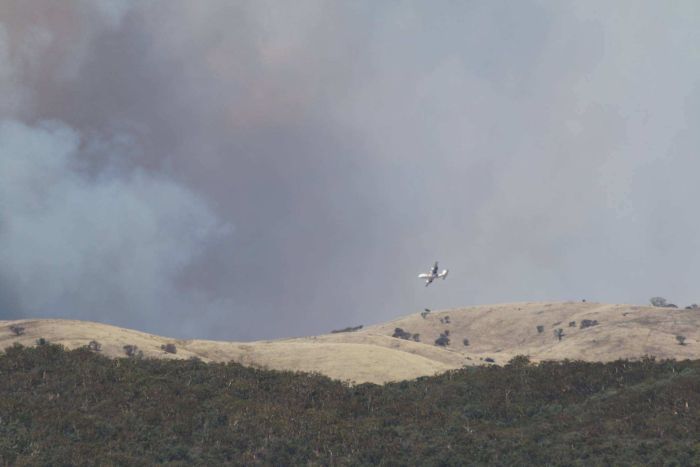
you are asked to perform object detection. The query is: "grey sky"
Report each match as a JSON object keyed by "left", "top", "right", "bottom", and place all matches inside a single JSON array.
[{"left": 0, "top": 1, "right": 699, "bottom": 340}]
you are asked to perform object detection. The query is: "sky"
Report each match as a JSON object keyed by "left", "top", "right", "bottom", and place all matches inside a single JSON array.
[{"left": 1, "top": 1, "right": 699, "bottom": 340}]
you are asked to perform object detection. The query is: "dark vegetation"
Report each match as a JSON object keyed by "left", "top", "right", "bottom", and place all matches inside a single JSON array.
[
  {"left": 553, "top": 328, "right": 564, "bottom": 341},
  {"left": 434, "top": 332, "right": 450, "bottom": 347},
  {"left": 87, "top": 340, "right": 102, "bottom": 352},
  {"left": 123, "top": 345, "right": 143, "bottom": 359},
  {"left": 9, "top": 325, "right": 25, "bottom": 336},
  {"left": 3, "top": 344, "right": 700, "bottom": 465},
  {"left": 677, "top": 335, "right": 687, "bottom": 346},
  {"left": 331, "top": 325, "right": 363, "bottom": 333},
  {"left": 650, "top": 297, "right": 678, "bottom": 308},
  {"left": 536, "top": 325, "right": 544, "bottom": 334},
  {"left": 161, "top": 343, "right": 177, "bottom": 354},
  {"left": 580, "top": 319, "right": 599, "bottom": 329}
]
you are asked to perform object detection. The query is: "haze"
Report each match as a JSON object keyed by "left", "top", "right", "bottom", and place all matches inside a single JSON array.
[{"left": 1, "top": 1, "right": 699, "bottom": 340}]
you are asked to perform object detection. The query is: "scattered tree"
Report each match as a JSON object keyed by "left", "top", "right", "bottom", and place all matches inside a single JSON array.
[
  {"left": 569, "top": 321, "right": 577, "bottom": 327},
  {"left": 36, "top": 338, "right": 47, "bottom": 346},
  {"left": 685, "top": 304, "right": 699, "bottom": 310},
  {"left": 123, "top": 345, "right": 143, "bottom": 358},
  {"left": 443, "top": 329, "right": 450, "bottom": 337},
  {"left": 87, "top": 340, "right": 102, "bottom": 352},
  {"left": 444, "top": 316, "right": 451, "bottom": 324},
  {"left": 650, "top": 297, "right": 668, "bottom": 307},
  {"left": 484, "top": 357, "right": 495, "bottom": 363},
  {"left": 412, "top": 333, "right": 420, "bottom": 342},
  {"left": 554, "top": 329, "right": 564, "bottom": 341},
  {"left": 420, "top": 309, "right": 431, "bottom": 319},
  {"left": 536, "top": 325, "right": 545, "bottom": 334},
  {"left": 462, "top": 338, "right": 469, "bottom": 347},
  {"left": 676, "top": 335, "right": 687, "bottom": 346},
  {"left": 435, "top": 333, "right": 450, "bottom": 347},
  {"left": 161, "top": 343, "right": 177, "bottom": 354},
  {"left": 331, "top": 325, "right": 363, "bottom": 333},
  {"left": 392, "top": 328, "right": 412, "bottom": 340},
  {"left": 9, "top": 325, "right": 25, "bottom": 336},
  {"left": 580, "top": 319, "right": 599, "bottom": 329}
]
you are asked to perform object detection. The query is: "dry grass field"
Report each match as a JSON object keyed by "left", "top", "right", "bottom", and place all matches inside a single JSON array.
[{"left": 3, "top": 301, "right": 700, "bottom": 384}]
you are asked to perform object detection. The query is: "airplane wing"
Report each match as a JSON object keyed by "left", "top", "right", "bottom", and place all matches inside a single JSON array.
[{"left": 418, "top": 273, "right": 430, "bottom": 279}]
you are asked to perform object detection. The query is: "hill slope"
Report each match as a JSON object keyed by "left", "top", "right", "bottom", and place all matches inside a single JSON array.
[{"left": 3, "top": 301, "right": 700, "bottom": 383}]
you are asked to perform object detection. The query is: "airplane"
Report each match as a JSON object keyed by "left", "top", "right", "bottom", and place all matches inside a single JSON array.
[{"left": 418, "top": 261, "right": 449, "bottom": 286}]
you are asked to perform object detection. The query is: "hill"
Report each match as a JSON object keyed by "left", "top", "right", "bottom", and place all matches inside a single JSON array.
[
  {"left": 1, "top": 344, "right": 700, "bottom": 465},
  {"left": 3, "top": 301, "right": 700, "bottom": 383}
]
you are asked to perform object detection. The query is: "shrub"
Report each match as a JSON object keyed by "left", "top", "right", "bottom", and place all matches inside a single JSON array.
[
  {"left": 435, "top": 334, "right": 450, "bottom": 347},
  {"left": 536, "top": 325, "right": 544, "bottom": 334},
  {"left": 161, "top": 343, "right": 177, "bottom": 354},
  {"left": 331, "top": 325, "right": 363, "bottom": 333},
  {"left": 569, "top": 321, "right": 577, "bottom": 327},
  {"left": 553, "top": 329, "right": 564, "bottom": 341},
  {"left": 123, "top": 345, "right": 143, "bottom": 358},
  {"left": 463, "top": 338, "right": 469, "bottom": 346},
  {"left": 443, "top": 329, "right": 450, "bottom": 337},
  {"left": 36, "top": 337, "right": 47, "bottom": 346},
  {"left": 676, "top": 335, "right": 687, "bottom": 346},
  {"left": 9, "top": 325, "right": 25, "bottom": 336},
  {"left": 685, "top": 304, "right": 699, "bottom": 310},
  {"left": 580, "top": 319, "right": 599, "bottom": 329},
  {"left": 412, "top": 334, "right": 420, "bottom": 342},
  {"left": 444, "top": 316, "right": 451, "bottom": 324},
  {"left": 87, "top": 340, "right": 102, "bottom": 352},
  {"left": 650, "top": 297, "right": 667, "bottom": 307},
  {"left": 392, "top": 328, "right": 412, "bottom": 340},
  {"left": 484, "top": 357, "right": 495, "bottom": 363}
]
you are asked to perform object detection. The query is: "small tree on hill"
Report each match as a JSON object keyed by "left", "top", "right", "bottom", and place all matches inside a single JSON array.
[
  {"left": 161, "top": 343, "right": 177, "bottom": 354},
  {"left": 676, "top": 335, "right": 687, "bottom": 346},
  {"left": 87, "top": 340, "right": 102, "bottom": 352},
  {"left": 435, "top": 334, "right": 450, "bottom": 347},
  {"left": 9, "top": 325, "right": 25, "bottom": 336},
  {"left": 536, "top": 325, "right": 544, "bottom": 334},
  {"left": 554, "top": 328, "right": 564, "bottom": 341},
  {"left": 123, "top": 345, "right": 143, "bottom": 358},
  {"left": 650, "top": 297, "right": 667, "bottom": 307}
]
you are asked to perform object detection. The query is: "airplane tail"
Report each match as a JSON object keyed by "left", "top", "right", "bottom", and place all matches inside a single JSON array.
[{"left": 439, "top": 269, "right": 449, "bottom": 279}]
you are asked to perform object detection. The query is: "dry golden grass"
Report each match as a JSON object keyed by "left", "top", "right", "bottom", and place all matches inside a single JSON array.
[{"left": 3, "top": 302, "right": 700, "bottom": 384}]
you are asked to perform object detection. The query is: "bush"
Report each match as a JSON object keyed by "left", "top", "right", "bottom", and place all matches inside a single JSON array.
[
  {"left": 685, "top": 304, "right": 699, "bottom": 310},
  {"left": 650, "top": 297, "right": 668, "bottom": 307},
  {"left": 444, "top": 316, "right": 451, "bottom": 324},
  {"left": 392, "top": 328, "right": 412, "bottom": 340},
  {"left": 443, "top": 330, "right": 450, "bottom": 337},
  {"left": 676, "top": 335, "right": 687, "bottom": 346},
  {"left": 536, "top": 325, "right": 544, "bottom": 334},
  {"left": 161, "top": 343, "right": 177, "bottom": 354},
  {"left": 435, "top": 334, "right": 450, "bottom": 347},
  {"left": 463, "top": 338, "right": 469, "bottom": 346},
  {"left": 36, "top": 337, "right": 48, "bottom": 346},
  {"left": 569, "top": 321, "right": 576, "bottom": 328},
  {"left": 123, "top": 345, "right": 143, "bottom": 358},
  {"left": 580, "top": 319, "right": 599, "bottom": 329},
  {"left": 421, "top": 309, "right": 431, "bottom": 319},
  {"left": 87, "top": 340, "right": 102, "bottom": 352},
  {"left": 484, "top": 357, "right": 495, "bottom": 363},
  {"left": 331, "top": 325, "right": 363, "bottom": 333},
  {"left": 9, "top": 325, "right": 25, "bottom": 336},
  {"left": 412, "top": 334, "right": 420, "bottom": 342},
  {"left": 553, "top": 329, "right": 564, "bottom": 341}
]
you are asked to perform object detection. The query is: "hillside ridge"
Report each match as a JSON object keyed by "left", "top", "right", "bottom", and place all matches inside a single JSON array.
[{"left": 3, "top": 301, "right": 700, "bottom": 383}]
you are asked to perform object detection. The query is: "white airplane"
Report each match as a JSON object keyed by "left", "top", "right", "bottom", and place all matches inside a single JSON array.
[{"left": 418, "top": 261, "right": 449, "bottom": 286}]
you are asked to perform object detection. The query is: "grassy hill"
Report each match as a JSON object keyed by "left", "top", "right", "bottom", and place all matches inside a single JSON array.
[
  {"left": 3, "top": 302, "right": 700, "bottom": 384},
  {"left": 2, "top": 344, "right": 700, "bottom": 465}
]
